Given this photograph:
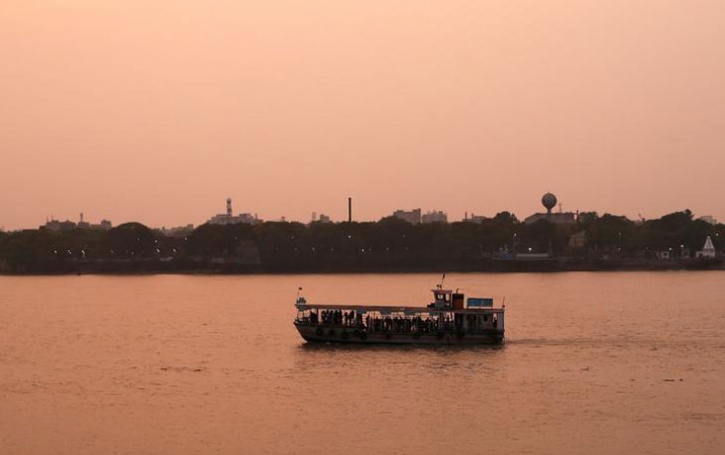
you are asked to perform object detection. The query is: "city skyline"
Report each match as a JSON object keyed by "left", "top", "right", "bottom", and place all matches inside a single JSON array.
[
  {"left": 23, "top": 194, "right": 720, "bottom": 232},
  {"left": 3, "top": 1, "right": 724, "bottom": 231}
]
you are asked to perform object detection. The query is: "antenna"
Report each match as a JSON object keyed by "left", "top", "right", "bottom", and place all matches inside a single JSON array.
[{"left": 440, "top": 273, "right": 446, "bottom": 288}]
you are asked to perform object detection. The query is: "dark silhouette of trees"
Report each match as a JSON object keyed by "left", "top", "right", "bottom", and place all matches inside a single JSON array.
[
  {"left": 0, "top": 209, "right": 722, "bottom": 273},
  {"left": 107, "top": 222, "right": 158, "bottom": 258},
  {"left": 590, "top": 214, "right": 637, "bottom": 253},
  {"left": 638, "top": 210, "right": 719, "bottom": 259},
  {"left": 185, "top": 223, "right": 254, "bottom": 257}
]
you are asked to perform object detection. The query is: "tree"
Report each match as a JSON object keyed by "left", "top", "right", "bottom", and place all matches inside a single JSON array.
[
  {"left": 592, "top": 214, "right": 636, "bottom": 252},
  {"left": 643, "top": 210, "right": 694, "bottom": 250},
  {"left": 107, "top": 222, "right": 157, "bottom": 257},
  {"left": 493, "top": 211, "right": 518, "bottom": 225}
]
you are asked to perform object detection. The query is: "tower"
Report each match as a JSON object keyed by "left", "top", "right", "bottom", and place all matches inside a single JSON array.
[
  {"left": 542, "top": 192, "right": 557, "bottom": 215},
  {"left": 226, "top": 198, "right": 233, "bottom": 217}
]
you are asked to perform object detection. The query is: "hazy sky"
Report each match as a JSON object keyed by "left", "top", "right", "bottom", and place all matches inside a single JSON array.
[{"left": 2, "top": 1, "right": 724, "bottom": 230}]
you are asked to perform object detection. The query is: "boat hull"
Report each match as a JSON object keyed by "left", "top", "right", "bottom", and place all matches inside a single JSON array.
[{"left": 295, "top": 323, "right": 504, "bottom": 345}]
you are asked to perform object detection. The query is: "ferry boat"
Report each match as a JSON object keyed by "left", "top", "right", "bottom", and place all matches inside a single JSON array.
[{"left": 293, "top": 283, "right": 505, "bottom": 345}]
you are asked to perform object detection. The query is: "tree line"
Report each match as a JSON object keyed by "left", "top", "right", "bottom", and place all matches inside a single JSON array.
[{"left": 0, "top": 210, "right": 722, "bottom": 274}]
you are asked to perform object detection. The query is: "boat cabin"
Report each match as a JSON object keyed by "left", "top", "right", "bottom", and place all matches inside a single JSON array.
[
  {"left": 428, "top": 285, "right": 463, "bottom": 311},
  {"left": 430, "top": 286, "right": 492, "bottom": 310}
]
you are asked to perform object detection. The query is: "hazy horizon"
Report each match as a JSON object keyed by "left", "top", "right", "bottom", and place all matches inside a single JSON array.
[
  {"left": 3, "top": 1, "right": 724, "bottom": 231},
  {"left": 9, "top": 196, "right": 722, "bottom": 230}
]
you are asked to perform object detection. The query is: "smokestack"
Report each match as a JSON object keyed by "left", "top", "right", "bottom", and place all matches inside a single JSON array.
[{"left": 348, "top": 197, "right": 352, "bottom": 223}]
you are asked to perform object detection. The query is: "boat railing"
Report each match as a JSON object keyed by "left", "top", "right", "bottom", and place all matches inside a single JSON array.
[{"left": 294, "top": 317, "right": 503, "bottom": 334}]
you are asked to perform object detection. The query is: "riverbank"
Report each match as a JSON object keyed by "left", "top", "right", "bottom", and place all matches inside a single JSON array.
[{"left": 2, "top": 256, "right": 722, "bottom": 275}]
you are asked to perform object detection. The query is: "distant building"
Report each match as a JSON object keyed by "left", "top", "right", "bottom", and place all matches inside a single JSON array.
[
  {"left": 159, "top": 224, "right": 195, "bottom": 237},
  {"left": 42, "top": 220, "right": 77, "bottom": 231},
  {"left": 568, "top": 231, "right": 587, "bottom": 248},
  {"left": 465, "top": 214, "right": 489, "bottom": 224},
  {"left": 698, "top": 215, "right": 718, "bottom": 225},
  {"left": 207, "top": 198, "right": 261, "bottom": 226},
  {"left": 393, "top": 209, "right": 421, "bottom": 225},
  {"left": 696, "top": 236, "right": 717, "bottom": 258},
  {"left": 422, "top": 210, "right": 448, "bottom": 224},
  {"left": 524, "top": 212, "right": 576, "bottom": 225},
  {"left": 655, "top": 250, "right": 672, "bottom": 260},
  {"left": 41, "top": 214, "right": 112, "bottom": 231},
  {"left": 391, "top": 207, "right": 447, "bottom": 224},
  {"left": 310, "top": 213, "right": 332, "bottom": 224},
  {"left": 77, "top": 213, "right": 90, "bottom": 229}
]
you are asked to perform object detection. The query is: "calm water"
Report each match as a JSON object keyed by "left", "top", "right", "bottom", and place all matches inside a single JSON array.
[{"left": 1, "top": 272, "right": 724, "bottom": 455}]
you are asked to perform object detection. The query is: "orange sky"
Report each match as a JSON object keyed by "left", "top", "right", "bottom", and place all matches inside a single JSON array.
[{"left": 2, "top": 1, "right": 724, "bottom": 230}]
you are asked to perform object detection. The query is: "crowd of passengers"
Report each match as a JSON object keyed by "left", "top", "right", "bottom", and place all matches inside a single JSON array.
[
  {"left": 316, "top": 309, "right": 363, "bottom": 326},
  {"left": 302, "top": 309, "right": 496, "bottom": 333}
]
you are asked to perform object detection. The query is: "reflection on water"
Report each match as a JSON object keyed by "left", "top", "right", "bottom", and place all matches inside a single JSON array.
[{"left": 1, "top": 272, "right": 724, "bottom": 455}]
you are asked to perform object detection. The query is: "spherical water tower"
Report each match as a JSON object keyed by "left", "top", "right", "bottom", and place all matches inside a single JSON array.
[{"left": 542, "top": 192, "right": 557, "bottom": 215}]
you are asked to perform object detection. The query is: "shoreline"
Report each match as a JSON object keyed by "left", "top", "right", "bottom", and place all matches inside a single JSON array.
[{"left": 1, "top": 257, "right": 722, "bottom": 276}]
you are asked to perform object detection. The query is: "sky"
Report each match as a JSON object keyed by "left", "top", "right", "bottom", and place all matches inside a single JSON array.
[{"left": 2, "top": 1, "right": 724, "bottom": 230}]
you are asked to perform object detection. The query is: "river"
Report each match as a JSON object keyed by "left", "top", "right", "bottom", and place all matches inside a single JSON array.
[{"left": 1, "top": 272, "right": 723, "bottom": 454}]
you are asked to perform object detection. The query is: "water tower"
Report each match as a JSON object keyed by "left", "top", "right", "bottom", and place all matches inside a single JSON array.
[{"left": 542, "top": 192, "right": 557, "bottom": 215}]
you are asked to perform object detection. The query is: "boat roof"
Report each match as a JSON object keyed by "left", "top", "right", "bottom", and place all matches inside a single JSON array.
[{"left": 299, "top": 304, "right": 503, "bottom": 314}]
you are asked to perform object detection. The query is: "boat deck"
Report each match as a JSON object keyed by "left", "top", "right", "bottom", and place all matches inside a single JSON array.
[{"left": 297, "top": 303, "right": 503, "bottom": 315}]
